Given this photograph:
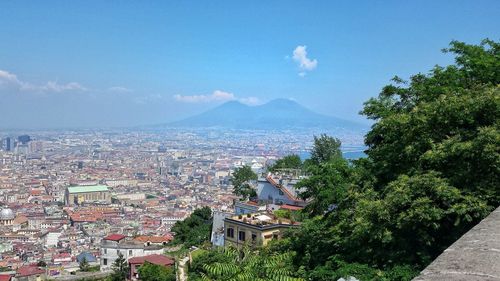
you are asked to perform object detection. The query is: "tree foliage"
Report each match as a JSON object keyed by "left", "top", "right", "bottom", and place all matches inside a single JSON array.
[
  {"left": 361, "top": 39, "right": 500, "bottom": 204},
  {"left": 190, "top": 247, "right": 303, "bottom": 281},
  {"left": 269, "top": 154, "right": 302, "bottom": 172},
  {"left": 232, "top": 165, "right": 258, "bottom": 200},
  {"left": 308, "top": 134, "right": 342, "bottom": 165},
  {"left": 109, "top": 253, "right": 128, "bottom": 281},
  {"left": 79, "top": 256, "right": 90, "bottom": 272},
  {"left": 276, "top": 39, "right": 498, "bottom": 281},
  {"left": 137, "top": 262, "right": 176, "bottom": 281},
  {"left": 185, "top": 39, "right": 499, "bottom": 281},
  {"left": 297, "top": 134, "right": 350, "bottom": 216},
  {"left": 171, "top": 206, "right": 212, "bottom": 248}
]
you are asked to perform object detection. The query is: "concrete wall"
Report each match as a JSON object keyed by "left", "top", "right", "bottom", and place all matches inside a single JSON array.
[{"left": 413, "top": 206, "right": 500, "bottom": 281}]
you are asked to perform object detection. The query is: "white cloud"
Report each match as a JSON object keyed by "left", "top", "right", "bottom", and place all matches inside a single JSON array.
[
  {"left": 108, "top": 86, "right": 133, "bottom": 93},
  {"left": 174, "top": 90, "right": 260, "bottom": 105},
  {"left": 0, "top": 70, "right": 22, "bottom": 86},
  {"left": 292, "top": 45, "right": 318, "bottom": 76},
  {"left": 174, "top": 90, "right": 235, "bottom": 103},
  {"left": 238, "top": 96, "right": 261, "bottom": 105},
  {"left": 0, "top": 69, "right": 86, "bottom": 93},
  {"left": 39, "top": 81, "right": 86, "bottom": 92}
]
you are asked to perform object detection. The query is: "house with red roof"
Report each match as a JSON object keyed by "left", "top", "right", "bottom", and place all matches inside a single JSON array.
[
  {"left": 133, "top": 235, "right": 173, "bottom": 246},
  {"left": 104, "top": 234, "right": 126, "bottom": 242},
  {"left": 128, "top": 254, "right": 174, "bottom": 281},
  {"left": 15, "top": 265, "right": 46, "bottom": 281},
  {"left": 0, "top": 274, "right": 12, "bottom": 281},
  {"left": 100, "top": 234, "right": 164, "bottom": 272}
]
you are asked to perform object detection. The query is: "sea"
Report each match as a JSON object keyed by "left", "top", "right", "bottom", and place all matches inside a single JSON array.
[{"left": 299, "top": 148, "right": 367, "bottom": 161}]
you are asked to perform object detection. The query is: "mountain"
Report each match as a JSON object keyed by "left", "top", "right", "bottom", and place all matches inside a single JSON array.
[{"left": 168, "top": 99, "right": 366, "bottom": 130}]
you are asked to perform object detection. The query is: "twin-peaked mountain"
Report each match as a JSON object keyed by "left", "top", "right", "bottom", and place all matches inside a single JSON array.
[{"left": 169, "top": 99, "right": 365, "bottom": 130}]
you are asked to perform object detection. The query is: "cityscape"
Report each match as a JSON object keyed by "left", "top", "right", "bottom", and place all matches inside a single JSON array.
[
  {"left": 0, "top": 127, "right": 365, "bottom": 279},
  {"left": 0, "top": 1, "right": 499, "bottom": 281}
]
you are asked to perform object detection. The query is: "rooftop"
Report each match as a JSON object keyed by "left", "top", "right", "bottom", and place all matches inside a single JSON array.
[
  {"left": 16, "top": 266, "right": 44, "bottom": 277},
  {"left": 128, "top": 254, "right": 174, "bottom": 266},
  {"left": 227, "top": 212, "right": 298, "bottom": 228},
  {"left": 104, "top": 234, "right": 126, "bottom": 241},
  {"left": 67, "top": 185, "right": 109, "bottom": 194}
]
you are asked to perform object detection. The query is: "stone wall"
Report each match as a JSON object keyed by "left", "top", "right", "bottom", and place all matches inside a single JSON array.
[{"left": 413, "top": 206, "right": 500, "bottom": 281}]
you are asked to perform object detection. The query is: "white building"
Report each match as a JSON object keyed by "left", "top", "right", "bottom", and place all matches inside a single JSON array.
[
  {"left": 100, "top": 234, "right": 163, "bottom": 271},
  {"left": 44, "top": 230, "right": 63, "bottom": 247}
]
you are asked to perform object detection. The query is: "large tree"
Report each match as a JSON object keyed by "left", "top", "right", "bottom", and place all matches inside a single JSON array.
[
  {"left": 231, "top": 165, "right": 258, "bottom": 200},
  {"left": 269, "top": 154, "right": 302, "bottom": 172},
  {"left": 296, "top": 134, "right": 350, "bottom": 216},
  {"left": 275, "top": 39, "right": 498, "bottom": 281},
  {"left": 308, "top": 134, "right": 343, "bottom": 165},
  {"left": 361, "top": 39, "right": 500, "bottom": 204}
]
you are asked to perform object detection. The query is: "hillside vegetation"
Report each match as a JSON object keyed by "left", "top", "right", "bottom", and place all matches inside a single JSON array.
[{"left": 185, "top": 39, "right": 499, "bottom": 281}]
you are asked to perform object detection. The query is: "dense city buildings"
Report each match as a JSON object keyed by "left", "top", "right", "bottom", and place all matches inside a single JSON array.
[{"left": 0, "top": 128, "right": 364, "bottom": 278}]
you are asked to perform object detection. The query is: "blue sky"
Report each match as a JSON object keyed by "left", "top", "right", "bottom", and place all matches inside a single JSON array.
[{"left": 0, "top": 1, "right": 499, "bottom": 128}]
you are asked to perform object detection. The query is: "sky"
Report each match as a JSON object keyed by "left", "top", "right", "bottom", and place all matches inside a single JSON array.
[{"left": 0, "top": 1, "right": 499, "bottom": 129}]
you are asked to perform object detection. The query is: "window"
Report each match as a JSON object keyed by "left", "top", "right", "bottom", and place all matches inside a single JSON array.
[
  {"left": 117, "top": 250, "right": 120, "bottom": 255},
  {"left": 103, "top": 249, "right": 107, "bottom": 254},
  {"left": 129, "top": 250, "right": 132, "bottom": 255},
  {"left": 226, "top": 227, "right": 234, "bottom": 238},
  {"left": 251, "top": 233, "right": 257, "bottom": 242},
  {"left": 103, "top": 258, "right": 107, "bottom": 265},
  {"left": 239, "top": 231, "right": 246, "bottom": 241}
]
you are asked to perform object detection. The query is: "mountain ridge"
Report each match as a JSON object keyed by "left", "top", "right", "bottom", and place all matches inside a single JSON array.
[{"left": 166, "top": 99, "right": 366, "bottom": 130}]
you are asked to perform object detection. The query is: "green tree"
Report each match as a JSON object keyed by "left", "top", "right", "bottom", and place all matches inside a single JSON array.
[
  {"left": 171, "top": 206, "right": 212, "bottom": 248},
  {"left": 269, "top": 154, "right": 302, "bottom": 172},
  {"left": 361, "top": 39, "right": 500, "bottom": 204},
  {"left": 188, "top": 249, "right": 234, "bottom": 280},
  {"left": 294, "top": 135, "right": 351, "bottom": 216},
  {"left": 232, "top": 165, "right": 258, "bottom": 200},
  {"left": 109, "top": 253, "right": 129, "bottom": 281},
  {"left": 308, "top": 134, "right": 342, "bottom": 165},
  {"left": 137, "top": 262, "right": 176, "bottom": 281},
  {"left": 79, "top": 256, "right": 90, "bottom": 272},
  {"left": 297, "top": 156, "right": 352, "bottom": 216},
  {"left": 191, "top": 247, "right": 303, "bottom": 281},
  {"left": 286, "top": 173, "right": 490, "bottom": 273}
]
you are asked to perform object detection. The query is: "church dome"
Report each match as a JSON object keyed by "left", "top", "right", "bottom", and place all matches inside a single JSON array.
[{"left": 0, "top": 208, "right": 15, "bottom": 220}]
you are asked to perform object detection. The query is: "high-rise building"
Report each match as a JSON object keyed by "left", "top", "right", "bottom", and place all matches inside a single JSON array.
[
  {"left": 17, "top": 135, "right": 31, "bottom": 145},
  {"left": 4, "top": 137, "right": 11, "bottom": 151}
]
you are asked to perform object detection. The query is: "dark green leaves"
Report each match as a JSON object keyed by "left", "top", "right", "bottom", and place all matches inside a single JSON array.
[
  {"left": 171, "top": 207, "right": 212, "bottom": 248},
  {"left": 232, "top": 165, "right": 258, "bottom": 200}
]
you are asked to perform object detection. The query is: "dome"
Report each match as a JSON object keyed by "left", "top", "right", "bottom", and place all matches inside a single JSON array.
[{"left": 0, "top": 208, "right": 15, "bottom": 220}]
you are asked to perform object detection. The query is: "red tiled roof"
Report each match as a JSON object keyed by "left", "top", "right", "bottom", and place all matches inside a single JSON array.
[
  {"left": 16, "top": 266, "right": 45, "bottom": 277},
  {"left": 0, "top": 274, "right": 11, "bottom": 281},
  {"left": 280, "top": 204, "right": 304, "bottom": 211},
  {"left": 104, "top": 234, "right": 126, "bottom": 241},
  {"left": 128, "top": 254, "right": 174, "bottom": 266},
  {"left": 134, "top": 235, "right": 173, "bottom": 243},
  {"left": 266, "top": 175, "right": 298, "bottom": 200}
]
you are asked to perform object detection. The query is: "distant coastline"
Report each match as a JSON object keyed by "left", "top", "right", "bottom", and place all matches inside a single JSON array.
[{"left": 299, "top": 148, "right": 367, "bottom": 160}]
